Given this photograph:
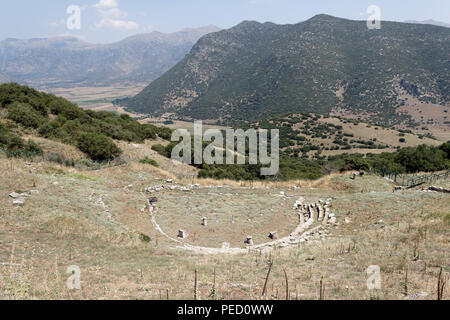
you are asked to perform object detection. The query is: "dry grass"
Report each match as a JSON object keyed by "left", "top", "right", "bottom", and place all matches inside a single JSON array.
[
  {"left": 0, "top": 145, "right": 449, "bottom": 300},
  {"left": 24, "top": 136, "right": 85, "bottom": 160},
  {"left": 396, "top": 91, "right": 450, "bottom": 141},
  {"left": 316, "top": 116, "right": 442, "bottom": 147},
  {"left": 174, "top": 174, "right": 338, "bottom": 190}
]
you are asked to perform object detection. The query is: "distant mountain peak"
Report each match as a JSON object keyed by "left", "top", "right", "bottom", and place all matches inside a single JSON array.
[
  {"left": 235, "top": 20, "right": 262, "bottom": 27},
  {"left": 231, "top": 20, "right": 269, "bottom": 33},
  {"left": 0, "top": 26, "right": 221, "bottom": 88},
  {"left": 117, "top": 25, "right": 222, "bottom": 45},
  {"left": 0, "top": 36, "right": 93, "bottom": 50},
  {"left": 306, "top": 14, "right": 348, "bottom": 23},
  {"left": 308, "top": 14, "right": 337, "bottom": 20}
]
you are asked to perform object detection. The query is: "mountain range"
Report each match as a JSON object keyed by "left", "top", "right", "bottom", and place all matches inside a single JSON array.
[
  {"left": 0, "top": 25, "right": 220, "bottom": 88},
  {"left": 123, "top": 15, "right": 449, "bottom": 126},
  {"left": 404, "top": 19, "right": 450, "bottom": 28}
]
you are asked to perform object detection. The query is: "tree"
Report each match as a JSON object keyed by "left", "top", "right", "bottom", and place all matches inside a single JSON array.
[
  {"left": 439, "top": 141, "right": 450, "bottom": 159},
  {"left": 396, "top": 145, "right": 448, "bottom": 173},
  {"left": 77, "top": 133, "right": 122, "bottom": 161}
]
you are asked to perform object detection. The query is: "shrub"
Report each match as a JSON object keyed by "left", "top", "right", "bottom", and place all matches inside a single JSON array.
[
  {"left": 7, "top": 102, "right": 46, "bottom": 129},
  {"left": 76, "top": 133, "right": 122, "bottom": 161},
  {"left": 342, "top": 157, "right": 370, "bottom": 171},
  {"left": 0, "top": 83, "right": 50, "bottom": 116},
  {"left": 0, "top": 122, "right": 43, "bottom": 158},
  {"left": 0, "top": 124, "right": 24, "bottom": 150},
  {"left": 48, "top": 99, "right": 84, "bottom": 120},
  {"left": 5, "top": 133, "right": 24, "bottom": 151},
  {"left": 439, "top": 141, "right": 450, "bottom": 159},
  {"left": 155, "top": 127, "right": 172, "bottom": 140},
  {"left": 139, "top": 157, "right": 159, "bottom": 167},
  {"left": 23, "top": 140, "right": 43, "bottom": 156},
  {"left": 139, "top": 233, "right": 152, "bottom": 243},
  {"left": 38, "top": 121, "right": 63, "bottom": 139},
  {"left": 47, "top": 153, "right": 65, "bottom": 164},
  {"left": 151, "top": 144, "right": 168, "bottom": 157}
]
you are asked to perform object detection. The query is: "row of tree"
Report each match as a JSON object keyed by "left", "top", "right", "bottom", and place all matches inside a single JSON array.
[{"left": 151, "top": 140, "right": 450, "bottom": 181}]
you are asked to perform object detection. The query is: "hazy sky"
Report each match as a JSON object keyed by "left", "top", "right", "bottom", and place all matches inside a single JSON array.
[{"left": 1, "top": 0, "right": 449, "bottom": 43}]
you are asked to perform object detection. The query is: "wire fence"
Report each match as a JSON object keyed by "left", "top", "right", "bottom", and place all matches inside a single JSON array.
[{"left": 369, "top": 167, "right": 450, "bottom": 188}]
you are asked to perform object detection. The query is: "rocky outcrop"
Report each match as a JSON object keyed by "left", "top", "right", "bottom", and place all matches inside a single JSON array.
[{"left": 9, "top": 190, "right": 39, "bottom": 206}]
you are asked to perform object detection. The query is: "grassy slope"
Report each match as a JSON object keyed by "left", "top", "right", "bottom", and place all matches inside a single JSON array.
[{"left": 0, "top": 139, "right": 448, "bottom": 300}]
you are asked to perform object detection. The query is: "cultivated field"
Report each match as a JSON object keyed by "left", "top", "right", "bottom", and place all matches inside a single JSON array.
[
  {"left": 47, "top": 85, "right": 147, "bottom": 113},
  {"left": 142, "top": 119, "right": 229, "bottom": 134}
]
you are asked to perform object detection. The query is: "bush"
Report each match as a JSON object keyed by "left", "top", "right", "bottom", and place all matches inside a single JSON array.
[
  {"left": 342, "top": 157, "right": 370, "bottom": 171},
  {"left": 139, "top": 233, "right": 152, "bottom": 243},
  {"left": 23, "top": 140, "right": 43, "bottom": 156},
  {"left": 155, "top": 127, "right": 173, "bottom": 140},
  {"left": 0, "top": 122, "right": 43, "bottom": 158},
  {"left": 7, "top": 102, "right": 46, "bottom": 129},
  {"left": 0, "top": 123, "right": 24, "bottom": 150},
  {"left": 76, "top": 133, "right": 122, "bottom": 161},
  {"left": 151, "top": 144, "right": 168, "bottom": 157},
  {"left": 38, "top": 121, "right": 63, "bottom": 139},
  {"left": 0, "top": 83, "right": 50, "bottom": 116},
  {"left": 5, "top": 134, "right": 24, "bottom": 151},
  {"left": 139, "top": 157, "right": 159, "bottom": 167},
  {"left": 48, "top": 99, "right": 84, "bottom": 120},
  {"left": 439, "top": 141, "right": 450, "bottom": 159},
  {"left": 46, "top": 153, "right": 65, "bottom": 164}
]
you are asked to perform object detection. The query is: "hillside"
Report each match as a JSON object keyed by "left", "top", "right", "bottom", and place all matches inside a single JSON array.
[
  {"left": 240, "top": 113, "right": 442, "bottom": 158},
  {"left": 0, "top": 83, "right": 171, "bottom": 161},
  {"left": 0, "top": 26, "right": 220, "bottom": 88},
  {"left": 148, "top": 114, "right": 449, "bottom": 181},
  {"left": 1, "top": 141, "right": 449, "bottom": 299},
  {"left": 124, "top": 15, "right": 450, "bottom": 127}
]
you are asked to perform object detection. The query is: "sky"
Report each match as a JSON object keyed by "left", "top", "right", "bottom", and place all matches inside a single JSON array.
[{"left": 1, "top": 0, "right": 449, "bottom": 43}]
